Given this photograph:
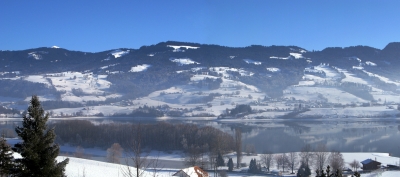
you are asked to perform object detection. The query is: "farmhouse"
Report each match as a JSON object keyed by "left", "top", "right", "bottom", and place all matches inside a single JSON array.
[
  {"left": 361, "top": 159, "right": 381, "bottom": 171},
  {"left": 172, "top": 166, "right": 209, "bottom": 177}
]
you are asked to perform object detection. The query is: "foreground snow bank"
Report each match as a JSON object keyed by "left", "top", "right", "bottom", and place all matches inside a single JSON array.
[{"left": 59, "top": 156, "right": 173, "bottom": 177}]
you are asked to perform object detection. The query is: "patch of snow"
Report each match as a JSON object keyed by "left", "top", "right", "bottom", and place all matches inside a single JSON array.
[
  {"left": 238, "top": 69, "right": 254, "bottom": 76},
  {"left": 270, "top": 56, "right": 290, "bottom": 60},
  {"left": 176, "top": 70, "right": 188, "bottom": 74},
  {"left": 129, "top": 64, "right": 151, "bottom": 72},
  {"left": 23, "top": 75, "right": 52, "bottom": 86},
  {"left": 297, "top": 81, "right": 315, "bottom": 86},
  {"left": 365, "top": 61, "right": 377, "bottom": 66},
  {"left": 289, "top": 53, "right": 303, "bottom": 59},
  {"left": 266, "top": 67, "right": 280, "bottom": 72},
  {"left": 99, "top": 63, "right": 119, "bottom": 70},
  {"left": 363, "top": 70, "right": 400, "bottom": 86},
  {"left": 353, "top": 66, "right": 364, "bottom": 70},
  {"left": 109, "top": 50, "right": 129, "bottom": 58},
  {"left": 348, "top": 57, "right": 362, "bottom": 62},
  {"left": 243, "top": 59, "right": 262, "bottom": 65},
  {"left": 28, "top": 52, "right": 44, "bottom": 60},
  {"left": 299, "top": 49, "right": 307, "bottom": 53},
  {"left": 336, "top": 68, "right": 369, "bottom": 85},
  {"left": 229, "top": 56, "right": 236, "bottom": 59},
  {"left": 304, "top": 68, "right": 324, "bottom": 73},
  {"left": 51, "top": 46, "right": 60, "bottom": 48},
  {"left": 169, "top": 58, "right": 200, "bottom": 66},
  {"left": 191, "top": 67, "right": 207, "bottom": 72},
  {"left": 167, "top": 45, "right": 199, "bottom": 50},
  {"left": 108, "top": 71, "right": 124, "bottom": 74}
]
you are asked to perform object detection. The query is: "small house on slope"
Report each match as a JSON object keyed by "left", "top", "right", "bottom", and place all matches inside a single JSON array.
[
  {"left": 361, "top": 159, "right": 381, "bottom": 171},
  {"left": 172, "top": 166, "right": 209, "bottom": 177}
]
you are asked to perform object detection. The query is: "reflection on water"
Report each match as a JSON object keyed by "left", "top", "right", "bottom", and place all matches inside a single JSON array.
[{"left": 1, "top": 118, "right": 400, "bottom": 156}]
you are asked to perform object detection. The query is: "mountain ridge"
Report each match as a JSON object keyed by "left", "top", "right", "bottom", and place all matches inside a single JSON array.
[{"left": 0, "top": 41, "right": 399, "bottom": 119}]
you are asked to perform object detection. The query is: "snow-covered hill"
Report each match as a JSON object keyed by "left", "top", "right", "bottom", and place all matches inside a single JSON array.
[{"left": 0, "top": 42, "right": 400, "bottom": 119}]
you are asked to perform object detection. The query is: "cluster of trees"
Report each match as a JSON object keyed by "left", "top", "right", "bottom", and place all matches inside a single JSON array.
[
  {"left": 239, "top": 68, "right": 305, "bottom": 98},
  {"left": 229, "top": 104, "right": 252, "bottom": 116},
  {"left": 0, "top": 79, "right": 62, "bottom": 99},
  {"left": 340, "top": 82, "right": 374, "bottom": 101},
  {"left": 41, "top": 100, "right": 84, "bottom": 110},
  {"left": 187, "top": 93, "right": 221, "bottom": 104},
  {"left": 193, "top": 78, "right": 223, "bottom": 90},
  {"left": 130, "top": 105, "right": 164, "bottom": 117},
  {"left": 53, "top": 120, "right": 235, "bottom": 152},
  {"left": 248, "top": 158, "right": 261, "bottom": 173},
  {"left": 0, "top": 96, "right": 68, "bottom": 177},
  {"left": 239, "top": 144, "right": 354, "bottom": 176}
]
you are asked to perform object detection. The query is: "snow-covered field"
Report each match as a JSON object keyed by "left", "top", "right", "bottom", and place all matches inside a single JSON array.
[{"left": 57, "top": 151, "right": 400, "bottom": 177}]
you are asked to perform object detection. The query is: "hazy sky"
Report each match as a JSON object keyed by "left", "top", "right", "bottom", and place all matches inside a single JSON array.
[{"left": 1, "top": 1, "right": 399, "bottom": 52}]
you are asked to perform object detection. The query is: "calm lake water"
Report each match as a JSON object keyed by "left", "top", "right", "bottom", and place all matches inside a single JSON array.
[{"left": 2, "top": 117, "right": 400, "bottom": 156}]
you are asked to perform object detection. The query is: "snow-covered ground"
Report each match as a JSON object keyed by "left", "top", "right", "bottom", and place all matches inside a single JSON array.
[
  {"left": 59, "top": 151, "right": 400, "bottom": 177},
  {"left": 109, "top": 49, "right": 130, "bottom": 58},
  {"left": 169, "top": 58, "right": 200, "bottom": 65},
  {"left": 129, "top": 64, "right": 151, "bottom": 72},
  {"left": 243, "top": 59, "right": 262, "bottom": 65}
]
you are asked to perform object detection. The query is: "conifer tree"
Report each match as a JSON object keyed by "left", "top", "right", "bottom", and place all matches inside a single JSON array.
[
  {"left": 216, "top": 152, "right": 225, "bottom": 167},
  {"left": 297, "top": 162, "right": 311, "bottom": 177},
  {"left": 0, "top": 136, "right": 14, "bottom": 177},
  {"left": 227, "top": 158, "right": 233, "bottom": 171},
  {"left": 12, "top": 95, "right": 69, "bottom": 177}
]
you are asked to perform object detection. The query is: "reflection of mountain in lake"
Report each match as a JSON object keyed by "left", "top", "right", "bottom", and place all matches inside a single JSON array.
[{"left": 235, "top": 120, "right": 400, "bottom": 156}]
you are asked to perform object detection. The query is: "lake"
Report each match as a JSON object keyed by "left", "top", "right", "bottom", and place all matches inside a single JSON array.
[{"left": 2, "top": 117, "right": 400, "bottom": 157}]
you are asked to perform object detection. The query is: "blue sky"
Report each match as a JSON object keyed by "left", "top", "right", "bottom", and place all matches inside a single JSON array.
[{"left": 1, "top": 1, "right": 399, "bottom": 52}]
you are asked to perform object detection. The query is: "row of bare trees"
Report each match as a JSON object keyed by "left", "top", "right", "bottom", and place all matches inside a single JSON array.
[{"left": 258, "top": 144, "right": 358, "bottom": 175}]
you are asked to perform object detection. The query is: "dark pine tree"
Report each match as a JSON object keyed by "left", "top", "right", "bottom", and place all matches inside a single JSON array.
[
  {"left": 0, "top": 136, "right": 14, "bottom": 177},
  {"left": 227, "top": 158, "right": 234, "bottom": 171},
  {"left": 12, "top": 95, "right": 69, "bottom": 177},
  {"left": 297, "top": 162, "right": 311, "bottom": 177},
  {"left": 248, "top": 158, "right": 260, "bottom": 174},
  {"left": 216, "top": 152, "right": 225, "bottom": 167}
]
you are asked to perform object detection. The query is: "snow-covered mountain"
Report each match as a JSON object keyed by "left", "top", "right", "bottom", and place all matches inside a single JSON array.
[{"left": 1, "top": 41, "right": 400, "bottom": 119}]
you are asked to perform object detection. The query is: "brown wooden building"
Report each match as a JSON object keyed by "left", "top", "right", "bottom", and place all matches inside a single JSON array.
[{"left": 361, "top": 159, "right": 381, "bottom": 171}]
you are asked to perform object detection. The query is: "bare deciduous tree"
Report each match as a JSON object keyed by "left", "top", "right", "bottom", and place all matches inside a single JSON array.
[
  {"left": 184, "top": 145, "right": 202, "bottom": 167},
  {"left": 281, "top": 153, "right": 288, "bottom": 172},
  {"left": 235, "top": 128, "right": 242, "bottom": 168},
  {"left": 349, "top": 159, "right": 360, "bottom": 172},
  {"left": 260, "top": 151, "right": 274, "bottom": 172},
  {"left": 107, "top": 143, "right": 124, "bottom": 164},
  {"left": 121, "top": 123, "right": 162, "bottom": 177},
  {"left": 274, "top": 153, "right": 288, "bottom": 171},
  {"left": 287, "top": 152, "right": 299, "bottom": 174},
  {"left": 328, "top": 151, "right": 345, "bottom": 172},
  {"left": 74, "top": 146, "right": 85, "bottom": 158},
  {"left": 300, "top": 144, "right": 314, "bottom": 167},
  {"left": 314, "top": 144, "right": 329, "bottom": 171}
]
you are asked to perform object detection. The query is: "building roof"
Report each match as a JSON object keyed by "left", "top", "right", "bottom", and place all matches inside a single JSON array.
[
  {"left": 361, "top": 159, "right": 381, "bottom": 165},
  {"left": 172, "top": 166, "right": 208, "bottom": 177}
]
